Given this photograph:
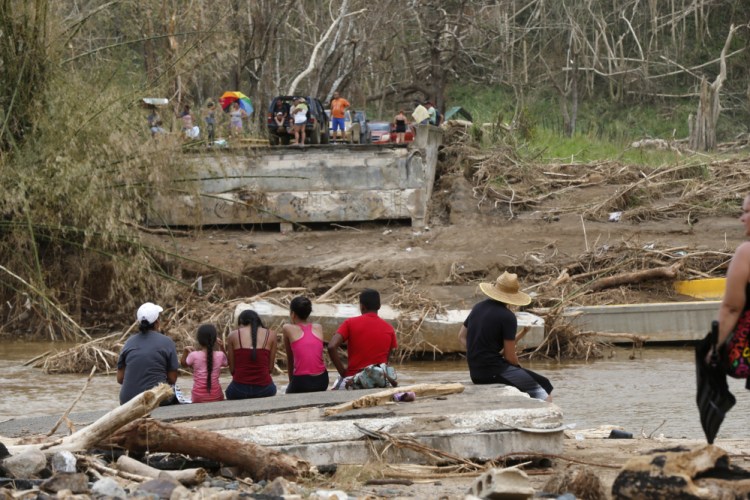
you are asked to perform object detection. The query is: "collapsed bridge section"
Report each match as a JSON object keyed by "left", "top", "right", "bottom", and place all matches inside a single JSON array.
[{"left": 149, "top": 126, "right": 442, "bottom": 228}]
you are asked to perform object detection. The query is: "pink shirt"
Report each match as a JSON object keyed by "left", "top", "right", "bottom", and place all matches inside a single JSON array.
[
  {"left": 186, "top": 350, "right": 228, "bottom": 403},
  {"left": 290, "top": 323, "right": 326, "bottom": 376}
]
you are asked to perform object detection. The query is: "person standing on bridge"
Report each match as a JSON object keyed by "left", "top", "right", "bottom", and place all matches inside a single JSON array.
[
  {"left": 291, "top": 98, "right": 309, "bottom": 146},
  {"left": 458, "top": 272, "right": 553, "bottom": 401},
  {"left": 330, "top": 91, "right": 350, "bottom": 142}
]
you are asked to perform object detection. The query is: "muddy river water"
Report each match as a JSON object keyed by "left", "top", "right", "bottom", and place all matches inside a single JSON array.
[{"left": 2, "top": 342, "right": 749, "bottom": 440}]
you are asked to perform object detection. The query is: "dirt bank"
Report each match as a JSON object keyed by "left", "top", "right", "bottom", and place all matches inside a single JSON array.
[{"left": 143, "top": 164, "right": 743, "bottom": 310}]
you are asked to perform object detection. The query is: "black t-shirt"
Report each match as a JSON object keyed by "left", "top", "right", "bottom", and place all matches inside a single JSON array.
[{"left": 463, "top": 299, "right": 517, "bottom": 377}]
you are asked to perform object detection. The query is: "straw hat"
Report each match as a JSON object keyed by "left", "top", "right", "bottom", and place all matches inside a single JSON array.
[{"left": 479, "top": 272, "right": 531, "bottom": 306}]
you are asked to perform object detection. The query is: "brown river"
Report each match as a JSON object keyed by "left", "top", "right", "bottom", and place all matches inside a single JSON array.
[{"left": 2, "top": 342, "right": 749, "bottom": 440}]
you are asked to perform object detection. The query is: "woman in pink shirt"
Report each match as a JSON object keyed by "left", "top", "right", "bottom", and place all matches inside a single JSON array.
[
  {"left": 180, "top": 324, "right": 228, "bottom": 403},
  {"left": 282, "top": 296, "right": 329, "bottom": 393}
]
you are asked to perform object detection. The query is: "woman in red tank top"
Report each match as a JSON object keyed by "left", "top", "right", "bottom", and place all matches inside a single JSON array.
[
  {"left": 226, "top": 309, "right": 277, "bottom": 399},
  {"left": 282, "top": 296, "right": 329, "bottom": 393}
]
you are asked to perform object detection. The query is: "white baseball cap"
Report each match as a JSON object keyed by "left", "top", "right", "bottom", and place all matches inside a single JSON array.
[{"left": 136, "top": 302, "right": 163, "bottom": 324}]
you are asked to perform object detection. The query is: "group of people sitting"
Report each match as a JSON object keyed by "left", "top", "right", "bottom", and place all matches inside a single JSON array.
[
  {"left": 116, "top": 289, "right": 398, "bottom": 405},
  {"left": 117, "top": 275, "right": 553, "bottom": 406}
]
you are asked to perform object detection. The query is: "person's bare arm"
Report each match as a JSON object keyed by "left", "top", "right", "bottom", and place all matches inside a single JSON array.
[
  {"left": 116, "top": 367, "right": 125, "bottom": 385},
  {"left": 282, "top": 326, "right": 294, "bottom": 382},
  {"left": 503, "top": 339, "right": 520, "bottom": 366},
  {"left": 166, "top": 370, "right": 178, "bottom": 385},
  {"left": 226, "top": 333, "right": 236, "bottom": 374},
  {"left": 458, "top": 325, "right": 468, "bottom": 349},
  {"left": 180, "top": 346, "right": 193, "bottom": 367},
  {"left": 327, "top": 333, "right": 347, "bottom": 378},
  {"left": 718, "top": 242, "right": 750, "bottom": 344},
  {"left": 268, "top": 330, "right": 278, "bottom": 375}
]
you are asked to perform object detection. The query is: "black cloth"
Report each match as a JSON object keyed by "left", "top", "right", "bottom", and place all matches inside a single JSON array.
[
  {"left": 395, "top": 119, "right": 407, "bottom": 133},
  {"left": 696, "top": 320, "right": 735, "bottom": 443},
  {"left": 286, "top": 371, "right": 329, "bottom": 394}
]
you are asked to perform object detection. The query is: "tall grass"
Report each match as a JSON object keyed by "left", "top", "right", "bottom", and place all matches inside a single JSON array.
[
  {"left": 445, "top": 82, "right": 748, "bottom": 161},
  {"left": 0, "top": 4, "right": 196, "bottom": 339}
]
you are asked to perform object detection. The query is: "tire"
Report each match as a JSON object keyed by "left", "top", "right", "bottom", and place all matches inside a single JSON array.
[
  {"left": 321, "top": 130, "right": 330, "bottom": 144},
  {"left": 310, "top": 124, "right": 321, "bottom": 145}
]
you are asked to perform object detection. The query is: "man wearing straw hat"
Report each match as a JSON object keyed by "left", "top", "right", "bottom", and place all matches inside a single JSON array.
[{"left": 458, "top": 272, "right": 553, "bottom": 401}]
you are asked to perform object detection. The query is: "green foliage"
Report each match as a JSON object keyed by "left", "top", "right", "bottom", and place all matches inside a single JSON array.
[
  {"left": 446, "top": 81, "right": 750, "bottom": 165},
  {"left": 0, "top": 0, "right": 49, "bottom": 153},
  {"left": 0, "top": 46, "right": 189, "bottom": 338},
  {"left": 521, "top": 129, "right": 672, "bottom": 165}
]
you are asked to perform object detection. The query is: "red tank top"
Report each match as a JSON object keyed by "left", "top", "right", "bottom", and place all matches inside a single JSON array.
[{"left": 232, "top": 329, "right": 272, "bottom": 386}]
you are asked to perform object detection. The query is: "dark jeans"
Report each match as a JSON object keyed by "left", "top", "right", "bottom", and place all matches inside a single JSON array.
[
  {"left": 471, "top": 364, "right": 552, "bottom": 401},
  {"left": 225, "top": 380, "right": 276, "bottom": 400},
  {"left": 286, "top": 371, "right": 329, "bottom": 394}
]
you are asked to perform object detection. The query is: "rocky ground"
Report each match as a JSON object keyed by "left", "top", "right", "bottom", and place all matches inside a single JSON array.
[{"left": 4, "top": 436, "right": 749, "bottom": 499}]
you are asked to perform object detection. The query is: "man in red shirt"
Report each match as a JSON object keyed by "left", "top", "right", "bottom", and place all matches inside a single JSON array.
[
  {"left": 330, "top": 91, "right": 350, "bottom": 142},
  {"left": 328, "top": 289, "right": 398, "bottom": 381}
]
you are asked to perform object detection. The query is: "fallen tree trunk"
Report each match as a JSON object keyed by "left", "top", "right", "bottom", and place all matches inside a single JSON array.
[
  {"left": 588, "top": 263, "right": 681, "bottom": 292},
  {"left": 103, "top": 419, "right": 310, "bottom": 481},
  {"left": 324, "top": 383, "right": 465, "bottom": 417},
  {"left": 9, "top": 383, "right": 174, "bottom": 455},
  {"left": 577, "top": 332, "right": 650, "bottom": 344},
  {"left": 116, "top": 455, "right": 206, "bottom": 486},
  {"left": 316, "top": 272, "right": 356, "bottom": 302}
]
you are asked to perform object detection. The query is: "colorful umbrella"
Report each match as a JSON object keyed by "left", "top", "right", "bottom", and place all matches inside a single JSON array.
[{"left": 219, "top": 91, "right": 253, "bottom": 115}]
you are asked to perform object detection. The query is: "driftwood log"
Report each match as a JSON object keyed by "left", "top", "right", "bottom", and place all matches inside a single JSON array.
[
  {"left": 103, "top": 418, "right": 311, "bottom": 481},
  {"left": 588, "top": 262, "right": 681, "bottom": 292},
  {"left": 8, "top": 383, "right": 174, "bottom": 455},
  {"left": 324, "top": 383, "right": 465, "bottom": 417},
  {"left": 612, "top": 444, "right": 750, "bottom": 499},
  {"left": 116, "top": 455, "right": 206, "bottom": 486}
]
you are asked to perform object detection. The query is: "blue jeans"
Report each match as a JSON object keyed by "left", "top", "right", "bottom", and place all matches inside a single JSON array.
[{"left": 225, "top": 381, "right": 276, "bottom": 400}]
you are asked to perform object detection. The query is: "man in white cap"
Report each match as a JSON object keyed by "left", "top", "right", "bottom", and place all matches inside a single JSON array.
[
  {"left": 458, "top": 272, "right": 553, "bottom": 401},
  {"left": 117, "top": 302, "right": 180, "bottom": 404}
]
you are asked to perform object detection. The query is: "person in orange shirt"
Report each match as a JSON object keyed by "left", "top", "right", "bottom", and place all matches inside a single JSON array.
[{"left": 330, "top": 91, "right": 350, "bottom": 142}]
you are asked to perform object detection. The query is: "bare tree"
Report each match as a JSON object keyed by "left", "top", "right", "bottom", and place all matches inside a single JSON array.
[{"left": 689, "top": 25, "right": 738, "bottom": 151}]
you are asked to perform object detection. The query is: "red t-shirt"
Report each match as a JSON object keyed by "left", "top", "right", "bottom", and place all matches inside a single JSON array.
[{"left": 336, "top": 312, "right": 397, "bottom": 376}]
